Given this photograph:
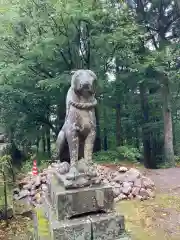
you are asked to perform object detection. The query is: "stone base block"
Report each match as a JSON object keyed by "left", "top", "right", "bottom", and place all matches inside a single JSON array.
[
  {"left": 89, "top": 212, "right": 125, "bottom": 240},
  {"left": 48, "top": 174, "right": 114, "bottom": 220},
  {"left": 52, "top": 217, "right": 91, "bottom": 240},
  {"left": 35, "top": 199, "right": 92, "bottom": 240},
  {"left": 33, "top": 205, "right": 52, "bottom": 240},
  {"left": 34, "top": 197, "right": 129, "bottom": 240}
]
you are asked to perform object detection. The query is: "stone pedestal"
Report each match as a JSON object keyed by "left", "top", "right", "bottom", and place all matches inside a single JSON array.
[
  {"left": 34, "top": 171, "right": 131, "bottom": 240},
  {"left": 48, "top": 173, "right": 114, "bottom": 220}
]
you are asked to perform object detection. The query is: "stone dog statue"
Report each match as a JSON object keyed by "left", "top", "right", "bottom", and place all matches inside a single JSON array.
[{"left": 56, "top": 69, "right": 98, "bottom": 181}]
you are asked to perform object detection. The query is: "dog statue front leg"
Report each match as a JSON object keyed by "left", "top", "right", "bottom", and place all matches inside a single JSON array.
[
  {"left": 65, "top": 128, "right": 80, "bottom": 180},
  {"left": 83, "top": 129, "right": 97, "bottom": 177}
]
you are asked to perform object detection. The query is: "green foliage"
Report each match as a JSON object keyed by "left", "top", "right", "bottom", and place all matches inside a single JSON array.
[
  {"left": 0, "top": 155, "right": 11, "bottom": 165},
  {"left": 116, "top": 146, "right": 142, "bottom": 162},
  {"left": 93, "top": 150, "right": 120, "bottom": 163},
  {"left": 0, "top": 154, "right": 13, "bottom": 227},
  {"left": 21, "top": 152, "right": 51, "bottom": 173},
  {"left": 93, "top": 145, "right": 140, "bottom": 163},
  {"left": 0, "top": 0, "right": 179, "bottom": 169},
  {"left": 174, "top": 156, "right": 180, "bottom": 164}
]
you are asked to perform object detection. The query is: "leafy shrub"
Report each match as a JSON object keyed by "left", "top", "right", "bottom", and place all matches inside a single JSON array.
[
  {"left": 21, "top": 153, "right": 51, "bottom": 173},
  {"left": 93, "top": 145, "right": 142, "bottom": 163},
  {"left": 116, "top": 145, "right": 141, "bottom": 162},
  {"left": 21, "top": 160, "right": 33, "bottom": 173},
  {"left": 93, "top": 150, "right": 120, "bottom": 163},
  {"left": 174, "top": 155, "right": 180, "bottom": 163}
]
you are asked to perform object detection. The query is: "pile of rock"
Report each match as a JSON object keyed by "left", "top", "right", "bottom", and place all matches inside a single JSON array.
[
  {"left": 96, "top": 165, "right": 155, "bottom": 201},
  {"left": 13, "top": 163, "right": 155, "bottom": 206},
  {"left": 13, "top": 170, "right": 49, "bottom": 206},
  {"left": 13, "top": 162, "right": 68, "bottom": 206}
]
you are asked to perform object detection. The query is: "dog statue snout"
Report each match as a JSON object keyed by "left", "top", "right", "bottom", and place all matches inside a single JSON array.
[{"left": 80, "top": 82, "right": 91, "bottom": 89}]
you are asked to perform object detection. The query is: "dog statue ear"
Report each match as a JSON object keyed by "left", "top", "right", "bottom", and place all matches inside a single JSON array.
[
  {"left": 86, "top": 70, "right": 97, "bottom": 80},
  {"left": 70, "top": 70, "right": 76, "bottom": 75},
  {"left": 71, "top": 70, "right": 81, "bottom": 91}
]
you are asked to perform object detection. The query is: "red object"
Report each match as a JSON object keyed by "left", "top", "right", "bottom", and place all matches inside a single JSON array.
[{"left": 32, "top": 160, "right": 38, "bottom": 176}]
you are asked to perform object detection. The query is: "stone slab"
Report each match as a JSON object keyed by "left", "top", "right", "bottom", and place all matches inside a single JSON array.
[
  {"left": 48, "top": 174, "right": 114, "bottom": 220},
  {"left": 41, "top": 197, "right": 92, "bottom": 240},
  {"left": 51, "top": 217, "right": 91, "bottom": 240},
  {"left": 33, "top": 205, "right": 52, "bottom": 240},
  {"left": 89, "top": 212, "right": 125, "bottom": 240},
  {"left": 53, "top": 170, "right": 98, "bottom": 189},
  {"left": 34, "top": 197, "right": 130, "bottom": 240}
]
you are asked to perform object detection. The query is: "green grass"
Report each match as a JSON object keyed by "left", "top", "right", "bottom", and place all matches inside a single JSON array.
[
  {"left": 116, "top": 194, "right": 180, "bottom": 240},
  {"left": 0, "top": 183, "right": 13, "bottom": 207}
]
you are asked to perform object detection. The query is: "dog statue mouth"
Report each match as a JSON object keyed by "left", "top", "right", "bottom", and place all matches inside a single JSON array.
[{"left": 78, "top": 85, "right": 94, "bottom": 96}]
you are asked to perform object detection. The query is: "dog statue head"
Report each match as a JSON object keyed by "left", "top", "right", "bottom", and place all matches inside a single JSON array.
[{"left": 71, "top": 69, "right": 97, "bottom": 98}]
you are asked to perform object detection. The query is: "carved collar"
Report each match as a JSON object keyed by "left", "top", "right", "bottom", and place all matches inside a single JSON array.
[{"left": 69, "top": 99, "right": 97, "bottom": 109}]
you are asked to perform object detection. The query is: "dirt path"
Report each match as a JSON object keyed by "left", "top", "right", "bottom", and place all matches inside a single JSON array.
[
  {"left": 144, "top": 167, "right": 180, "bottom": 195},
  {"left": 144, "top": 168, "right": 180, "bottom": 239}
]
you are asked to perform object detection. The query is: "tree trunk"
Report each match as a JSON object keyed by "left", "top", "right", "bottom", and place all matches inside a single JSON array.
[
  {"left": 135, "top": 124, "right": 140, "bottom": 149},
  {"left": 46, "top": 127, "right": 51, "bottom": 158},
  {"left": 36, "top": 137, "right": 40, "bottom": 153},
  {"left": 103, "top": 105, "right": 108, "bottom": 151},
  {"left": 94, "top": 107, "right": 101, "bottom": 152},
  {"left": 3, "top": 168, "right": 8, "bottom": 227},
  {"left": 139, "top": 83, "right": 153, "bottom": 168},
  {"left": 162, "top": 77, "right": 175, "bottom": 166},
  {"left": 116, "top": 103, "right": 121, "bottom": 146},
  {"left": 42, "top": 133, "right": 46, "bottom": 153},
  {"left": 103, "top": 127, "right": 108, "bottom": 151},
  {"left": 115, "top": 58, "right": 122, "bottom": 147}
]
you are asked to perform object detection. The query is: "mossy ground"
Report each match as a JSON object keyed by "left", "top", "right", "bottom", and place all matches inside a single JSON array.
[{"left": 116, "top": 194, "right": 180, "bottom": 240}]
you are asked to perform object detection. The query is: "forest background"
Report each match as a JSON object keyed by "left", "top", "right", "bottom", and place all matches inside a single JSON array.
[{"left": 0, "top": 0, "right": 180, "bottom": 170}]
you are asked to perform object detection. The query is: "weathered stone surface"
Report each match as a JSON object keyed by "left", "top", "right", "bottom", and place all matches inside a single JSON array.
[
  {"left": 123, "top": 168, "right": 141, "bottom": 182},
  {"left": 139, "top": 188, "right": 149, "bottom": 198},
  {"left": 53, "top": 170, "right": 94, "bottom": 189},
  {"left": 23, "top": 183, "right": 33, "bottom": 190},
  {"left": 0, "top": 206, "right": 13, "bottom": 220},
  {"left": 56, "top": 69, "right": 98, "bottom": 180},
  {"left": 32, "top": 186, "right": 132, "bottom": 240},
  {"left": 133, "top": 178, "right": 142, "bottom": 188},
  {"left": 40, "top": 198, "right": 92, "bottom": 240},
  {"left": 33, "top": 205, "right": 51, "bottom": 240},
  {"left": 58, "top": 162, "right": 70, "bottom": 174},
  {"left": 34, "top": 176, "right": 41, "bottom": 188},
  {"left": 36, "top": 196, "right": 129, "bottom": 240},
  {"left": 41, "top": 184, "right": 48, "bottom": 192},
  {"left": 118, "top": 167, "right": 128, "bottom": 173},
  {"left": 96, "top": 165, "right": 155, "bottom": 201},
  {"left": 90, "top": 212, "right": 125, "bottom": 240},
  {"left": 131, "top": 187, "right": 140, "bottom": 196},
  {"left": 121, "top": 182, "right": 133, "bottom": 195},
  {"left": 146, "top": 188, "right": 155, "bottom": 198},
  {"left": 113, "top": 185, "right": 121, "bottom": 197},
  {"left": 141, "top": 176, "right": 155, "bottom": 189},
  {"left": 17, "top": 189, "right": 30, "bottom": 200},
  {"left": 13, "top": 198, "right": 33, "bottom": 216},
  {"left": 114, "top": 193, "right": 127, "bottom": 202},
  {"left": 52, "top": 217, "right": 92, "bottom": 240},
  {"left": 14, "top": 162, "right": 155, "bottom": 205},
  {"left": 48, "top": 174, "right": 114, "bottom": 220}
]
